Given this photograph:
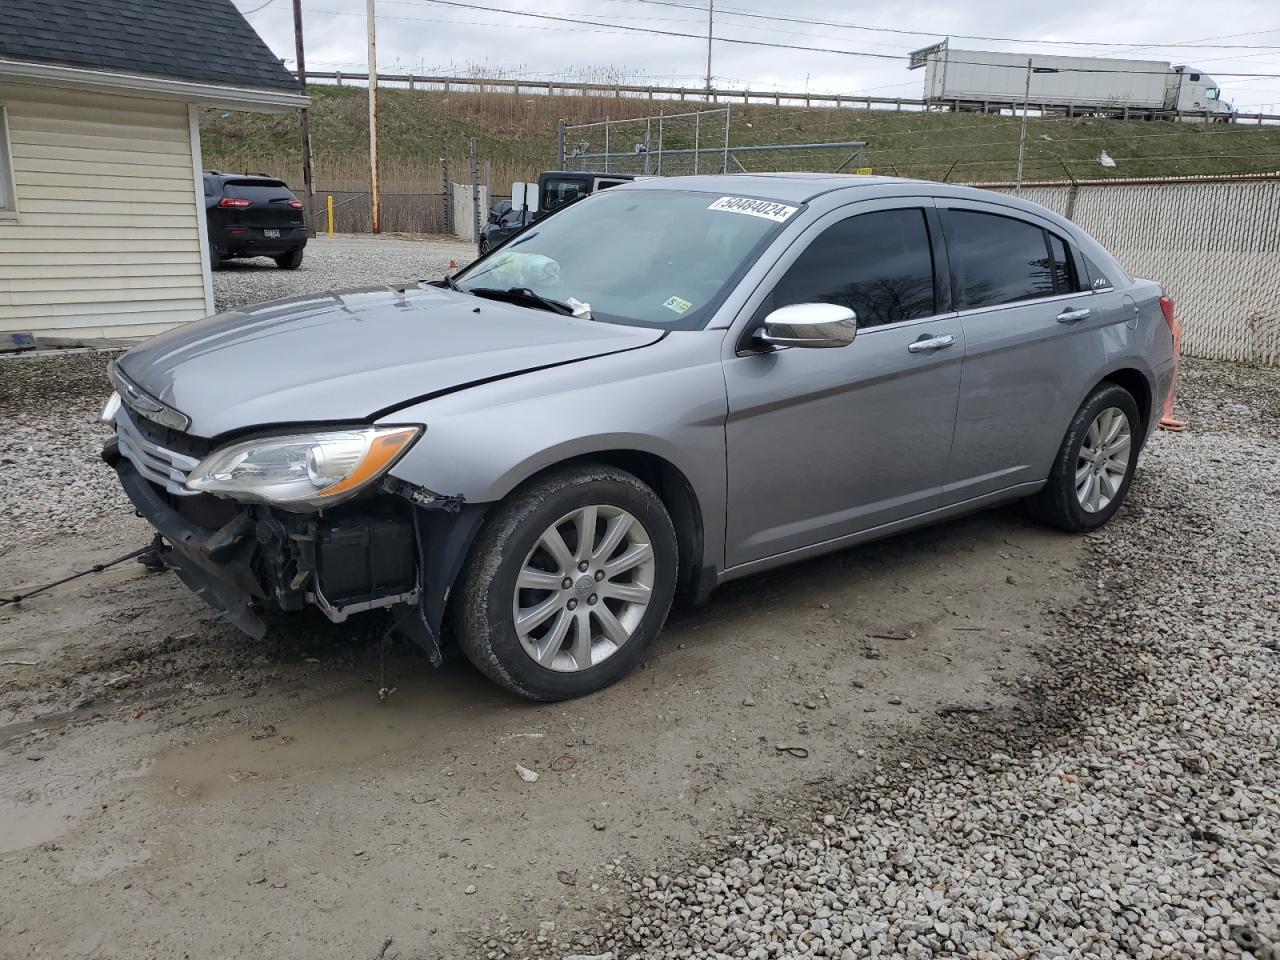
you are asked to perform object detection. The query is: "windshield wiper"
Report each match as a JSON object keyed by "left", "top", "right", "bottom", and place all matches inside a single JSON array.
[{"left": 465, "top": 286, "right": 577, "bottom": 317}]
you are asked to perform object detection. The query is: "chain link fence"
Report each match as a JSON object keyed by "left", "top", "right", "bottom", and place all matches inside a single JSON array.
[
  {"left": 981, "top": 175, "right": 1280, "bottom": 365},
  {"left": 559, "top": 108, "right": 868, "bottom": 177}
]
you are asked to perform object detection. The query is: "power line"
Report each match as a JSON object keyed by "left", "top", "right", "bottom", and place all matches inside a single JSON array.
[
  {"left": 368, "top": 0, "right": 1280, "bottom": 78},
  {"left": 597, "top": 0, "right": 1280, "bottom": 51}
]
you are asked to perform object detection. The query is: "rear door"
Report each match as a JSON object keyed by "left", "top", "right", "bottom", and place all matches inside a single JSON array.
[
  {"left": 722, "top": 200, "right": 963, "bottom": 568},
  {"left": 939, "top": 202, "right": 1123, "bottom": 504}
]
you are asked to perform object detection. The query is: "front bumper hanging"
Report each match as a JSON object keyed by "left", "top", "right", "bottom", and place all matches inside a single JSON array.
[{"left": 102, "top": 438, "right": 484, "bottom": 659}]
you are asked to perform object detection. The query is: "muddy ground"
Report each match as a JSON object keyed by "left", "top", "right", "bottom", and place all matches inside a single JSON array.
[{"left": 1, "top": 355, "right": 1086, "bottom": 958}]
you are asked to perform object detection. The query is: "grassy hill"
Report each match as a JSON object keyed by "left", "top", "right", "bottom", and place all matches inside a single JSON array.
[{"left": 200, "top": 83, "right": 1280, "bottom": 198}]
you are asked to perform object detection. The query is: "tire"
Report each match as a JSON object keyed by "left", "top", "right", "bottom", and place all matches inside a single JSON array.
[
  {"left": 275, "top": 248, "right": 305, "bottom": 270},
  {"left": 1028, "top": 382, "right": 1141, "bottom": 532},
  {"left": 208, "top": 241, "right": 225, "bottom": 272},
  {"left": 478, "top": 238, "right": 490, "bottom": 255},
  {"left": 453, "top": 464, "right": 679, "bottom": 701}
]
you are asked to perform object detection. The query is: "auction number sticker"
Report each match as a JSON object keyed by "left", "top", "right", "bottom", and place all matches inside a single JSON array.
[
  {"left": 663, "top": 295, "right": 693, "bottom": 314},
  {"left": 707, "top": 196, "right": 798, "bottom": 222}
]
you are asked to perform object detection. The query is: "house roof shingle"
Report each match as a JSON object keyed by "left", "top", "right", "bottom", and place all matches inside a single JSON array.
[{"left": 0, "top": 0, "right": 300, "bottom": 94}]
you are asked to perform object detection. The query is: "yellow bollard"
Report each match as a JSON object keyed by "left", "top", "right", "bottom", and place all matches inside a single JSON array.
[{"left": 326, "top": 195, "right": 334, "bottom": 239}]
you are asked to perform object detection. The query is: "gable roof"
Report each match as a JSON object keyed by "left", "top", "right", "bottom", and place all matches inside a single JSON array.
[{"left": 0, "top": 0, "right": 300, "bottom": 94}]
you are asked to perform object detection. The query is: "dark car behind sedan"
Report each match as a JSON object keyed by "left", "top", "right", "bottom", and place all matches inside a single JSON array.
[{"left": 203, "top": 172, "right": 307, "bottom": 270}]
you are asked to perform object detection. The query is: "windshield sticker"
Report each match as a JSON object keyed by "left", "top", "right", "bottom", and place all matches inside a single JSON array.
[
  {"left": 707, "top": 196, "right": 798, "bottom": 222},
  {"left": 662, "top": 295, "right": 693, "bottom": 315}
]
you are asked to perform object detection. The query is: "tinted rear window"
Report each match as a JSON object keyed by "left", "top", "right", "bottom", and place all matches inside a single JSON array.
[{"left": 224, "top": 179, "right": 295, "bottom": 202}]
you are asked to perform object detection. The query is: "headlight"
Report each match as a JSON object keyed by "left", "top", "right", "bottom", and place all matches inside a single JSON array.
[
  {"left": 101, "top": 391, "right": 122, "bottom": 423},
  {"left": 185, "top": 426, "right": 421, "bottom": 510}
]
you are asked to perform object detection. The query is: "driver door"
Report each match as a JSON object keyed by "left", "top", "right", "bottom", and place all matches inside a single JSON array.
[{"left": 722, "top": 201, "right": 964, "bottom": 569}]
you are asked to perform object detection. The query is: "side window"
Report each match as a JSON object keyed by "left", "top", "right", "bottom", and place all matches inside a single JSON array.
[
  {"left": 542, "top": 178, "right": 589, "bottom": 212},
  {"left": 0, "top": 106, "right": 18, "bottom": 217},
  {"left": 944, "top": 209, "right": 1055, "bottom": 309},
  {"left": 764, "top": 208, "right": 936, "bottom": 328},
  {"left": 1046, "top": 232, "right": 1080, "bottom": 294},
  {"left": 1083, "top": 255, "right": 1114, "bottom": 291}
]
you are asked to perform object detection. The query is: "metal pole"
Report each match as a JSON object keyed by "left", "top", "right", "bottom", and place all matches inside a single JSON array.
[
  {"left": 556, "top": 119, "right": 566, "bottom": 168},
  {"left": 603, "top": 116, "right": 609, "bottom": 173},
  {"left": 292, "top": 0, "right": 315, "bottom": 237},
  {"left": 722, "top": 105, "right": 730, "bottom": 174},
  {"left": 1015, "top": 57, "right": 1030, "bottom": 192},
  {"left": 644, "top": 118, "right": 652, "bottom": 175},
  {"left": 366, "top": 0, "right": 381, "bottom": 232},
  {"left": 469, "top": 137, "right": 480, "bottom": 251},
  {"left": 693, "top": 111, "right": 700, "bottom": 174},
  {"left": 704, "top": 0, "right": 714, "bottom": 98}
]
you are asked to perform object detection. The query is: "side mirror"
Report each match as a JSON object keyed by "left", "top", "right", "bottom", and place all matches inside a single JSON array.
[{"left": 757, "top": 302, "right": 857, "bottom": 349}]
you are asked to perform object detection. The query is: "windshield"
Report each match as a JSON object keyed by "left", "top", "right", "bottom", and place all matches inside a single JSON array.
[{"left": 454, "top": 188, "right": 797, "bottom": 329}]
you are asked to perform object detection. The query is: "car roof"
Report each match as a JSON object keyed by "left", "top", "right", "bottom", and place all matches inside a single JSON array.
[
  {"left": 204, "top": 171, "right": 285, "bottom": 183},
  {"left": 619, "top": 172, "right": 1055, "bottom": 208},
  {"left": 622, "top": 172, "right": 907, "bottom": 203}
]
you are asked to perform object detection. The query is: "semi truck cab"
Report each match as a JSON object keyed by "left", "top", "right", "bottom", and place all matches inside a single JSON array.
[{"left": 1170, "top": 66, "right": 1232, "bottom": 116}]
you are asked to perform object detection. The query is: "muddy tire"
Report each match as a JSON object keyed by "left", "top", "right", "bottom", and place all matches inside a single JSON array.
[
  {"left": 453, "top": 464, "right": 678, "bottom": 701},
  {"left": 1028, "top": 382, "right": 1141, "bottom": 532}
]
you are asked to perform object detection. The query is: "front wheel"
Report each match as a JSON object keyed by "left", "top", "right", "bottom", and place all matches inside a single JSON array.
[
  {"left": 453, "top": 465, "right": 678, "bottom": 701},
  {"left": 478, "top": 238, "right": 490, "bottom": 255},
  {"left": 1028, "top": 383, "right": 1141, "bottom": 532}
]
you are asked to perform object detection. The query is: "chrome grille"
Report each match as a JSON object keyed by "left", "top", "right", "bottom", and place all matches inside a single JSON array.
[{"left": 115, "top": 407, "right": 201, "bottom": 496}]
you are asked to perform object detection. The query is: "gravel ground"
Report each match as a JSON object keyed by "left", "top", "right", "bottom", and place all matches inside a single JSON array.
[
  {"left": 478, "top": 360, "right": 1280, "bottom": 960},
  {"left": 212, "top": 233, "right": 477, "bottom": 313},
  {"left": 2, "top": 327, "right": 1277, "bottom": 959}
]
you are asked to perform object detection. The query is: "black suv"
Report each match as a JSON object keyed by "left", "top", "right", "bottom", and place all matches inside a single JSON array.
[{"left": 203, "top": 172, "right": 307, "bottom": 270}]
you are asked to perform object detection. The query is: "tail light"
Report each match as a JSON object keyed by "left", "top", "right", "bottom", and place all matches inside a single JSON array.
[
  {"left": 1159, "top": 295, "right": 1176, "bottom": 334},
  {"left": 288, "top": 199, "right": 303, "bottom": 209},
  {"left": 218, "top": 197, "right": 253, "bottom": 209}
]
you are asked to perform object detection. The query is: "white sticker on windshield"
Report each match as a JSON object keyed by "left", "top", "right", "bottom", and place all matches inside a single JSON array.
[
  {"left": 663, "top": 295, "right": 693, "bottom": 315},
  {"left": 707, "top": 196, "right": 798, "bottom": 222}
]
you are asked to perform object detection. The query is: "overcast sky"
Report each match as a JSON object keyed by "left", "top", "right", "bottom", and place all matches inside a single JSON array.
[{"left": 235, "top": 0, "right": 1280, "bottom": 111}]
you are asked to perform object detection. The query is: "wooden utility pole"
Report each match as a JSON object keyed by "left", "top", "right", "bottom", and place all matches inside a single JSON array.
[
  {"left": 291, "top": 0, "right": 314, "bottom": 236},
  {"left": 1015, "top": 57, "right": 1031, "bottom": 192},
  {"left": 704, "top": 0, "right": 714, "bottom": 99},
  {"left": 367, "top": 0, "right": 381, "bottom": 233}
]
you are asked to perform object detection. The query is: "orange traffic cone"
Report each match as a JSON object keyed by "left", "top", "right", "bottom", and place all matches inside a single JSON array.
[{"left": 1158, "top": 302, "right": 1187, "bottom": 432}]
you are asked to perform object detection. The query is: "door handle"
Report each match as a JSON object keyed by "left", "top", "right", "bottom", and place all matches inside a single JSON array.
[
  {"left": 1056, "top": 307, "right": 1092, "bottom": 323},
  {"left": 907, "top": 334, "right": 956, "bottom": 353}
]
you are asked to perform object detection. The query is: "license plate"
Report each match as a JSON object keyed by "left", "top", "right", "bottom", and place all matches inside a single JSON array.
[{"left": 263, "top": 228, "right": 280, "bottom": 238}]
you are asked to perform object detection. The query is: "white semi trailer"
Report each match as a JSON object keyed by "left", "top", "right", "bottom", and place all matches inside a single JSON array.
[{"left": 912, "top": 44, "right": 1232, "bottom": 119}]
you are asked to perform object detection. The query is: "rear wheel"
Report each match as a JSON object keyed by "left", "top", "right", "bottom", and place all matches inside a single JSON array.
[
  {"left": 1028, "top": 383, "right": 1141, "bottom": 532},
  {"left": 454, "top": 465, "right": 678, "bottom": 701},
  {"left": 478, "top": 237, "right": 491, "bottom": 255},
  {"left": 208, "top": 240, "right": 225, "bottom": 272},
  {"left": 274, "top": 248, "right": 304, "bottom": 270}
]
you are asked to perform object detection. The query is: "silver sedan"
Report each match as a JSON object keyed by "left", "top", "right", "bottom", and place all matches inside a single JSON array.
[{"left": 104, "top": 174, "right": 1177, "bottom": 700}]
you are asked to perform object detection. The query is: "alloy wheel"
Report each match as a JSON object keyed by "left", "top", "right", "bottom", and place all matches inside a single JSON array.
[
  {"left": 512, "top": 505, "right": 656, "bottom": 672},
  {"left": 1076, "top": 406, "right": 1132, "bottom": 513}
]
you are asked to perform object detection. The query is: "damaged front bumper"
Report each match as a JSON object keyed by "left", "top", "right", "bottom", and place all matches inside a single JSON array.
[{"left": 103, "top": 438, "right": 483, "bottom": 660}]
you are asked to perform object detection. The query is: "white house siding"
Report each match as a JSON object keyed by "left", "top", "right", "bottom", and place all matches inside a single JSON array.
[{"left": 0, "top": 83, "right": 209, "bottom": 339}]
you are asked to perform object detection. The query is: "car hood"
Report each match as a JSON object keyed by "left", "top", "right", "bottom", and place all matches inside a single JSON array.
[{"left": 117, "top": 285, "right": 664, "bottom": 437}]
